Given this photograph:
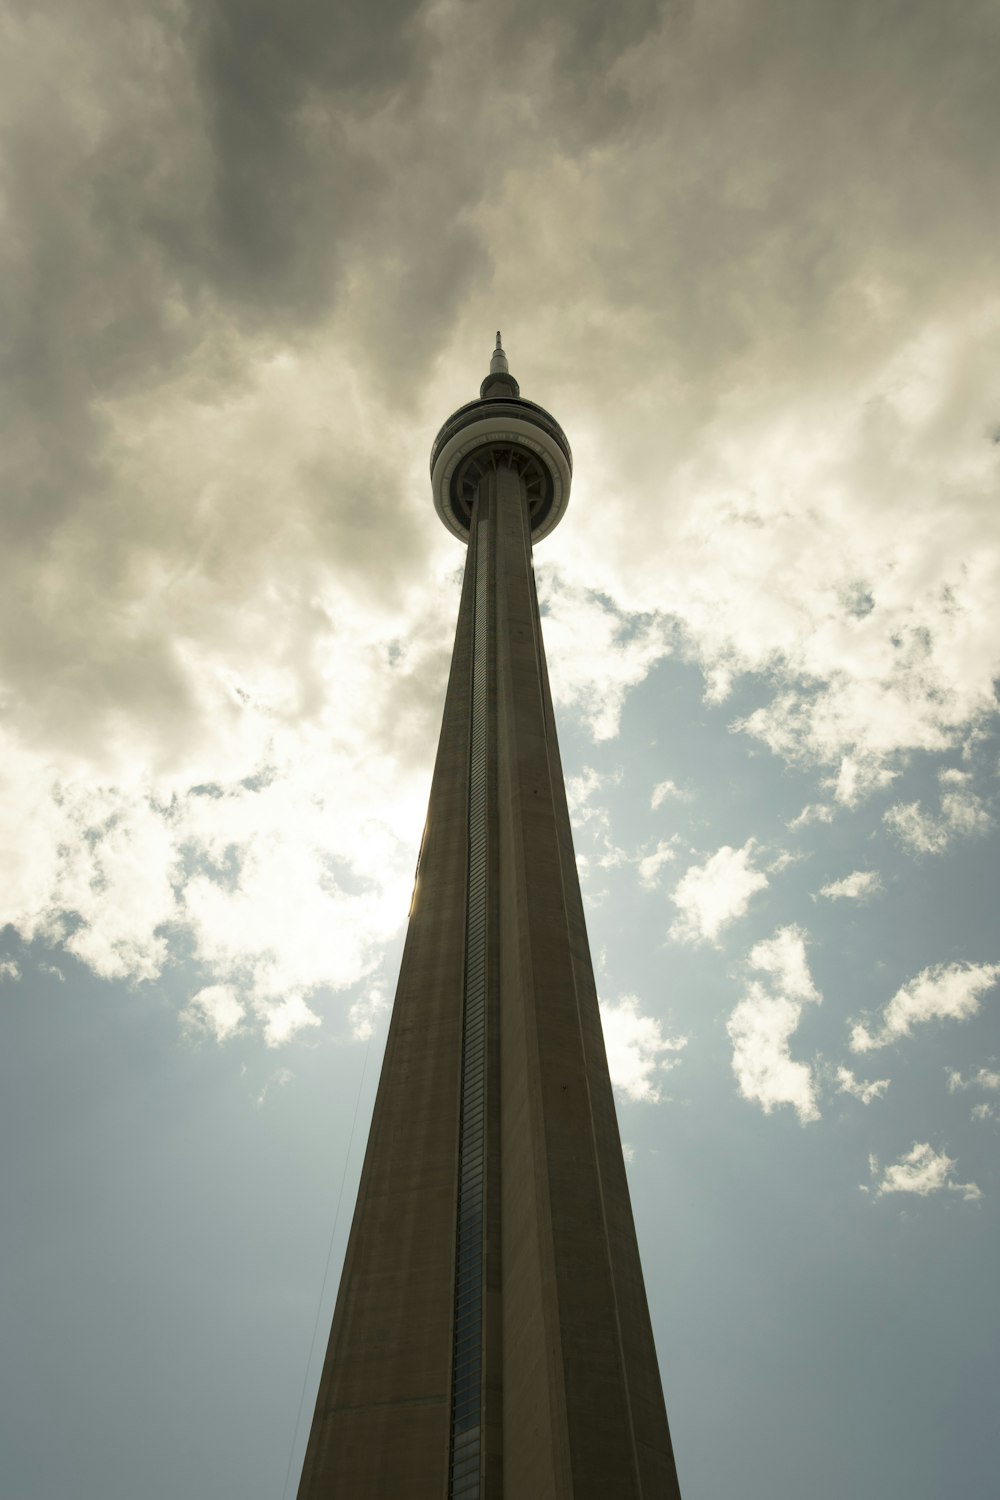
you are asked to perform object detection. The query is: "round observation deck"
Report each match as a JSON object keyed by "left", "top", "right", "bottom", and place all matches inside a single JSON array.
[{"left": 430, "top": 337, "right": 573, "bottom": 544}]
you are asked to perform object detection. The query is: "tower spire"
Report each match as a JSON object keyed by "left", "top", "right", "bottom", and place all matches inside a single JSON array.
[{"left": 480, "top": 329, "right": 519, "bottom": 398}]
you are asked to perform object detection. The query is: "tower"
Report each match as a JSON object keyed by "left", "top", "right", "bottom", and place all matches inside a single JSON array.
[{"left": 297, "top": 338, "right": 682, "bottom": 1498}]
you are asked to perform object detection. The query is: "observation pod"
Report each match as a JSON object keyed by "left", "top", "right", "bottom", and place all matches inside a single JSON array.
[{"left": 431, "top": 333, "right": 573, "bottom": 543}]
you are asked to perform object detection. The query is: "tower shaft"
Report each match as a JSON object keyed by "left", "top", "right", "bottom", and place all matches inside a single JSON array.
[{"left": 297, "top": 454, "right": 681, "bottom": 1498}]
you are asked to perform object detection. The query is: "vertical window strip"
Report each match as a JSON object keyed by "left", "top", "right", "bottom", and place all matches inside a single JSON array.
[{"left": 449, "top": 515, "right": 490, "bottom": 1498}]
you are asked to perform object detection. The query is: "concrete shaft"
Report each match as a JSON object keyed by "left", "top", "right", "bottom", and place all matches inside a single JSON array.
[{"left": 296, "top": 462, "right": 681, "bottom": 1499}]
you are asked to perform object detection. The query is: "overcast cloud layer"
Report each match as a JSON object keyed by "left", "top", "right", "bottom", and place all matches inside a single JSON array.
[
  {"left": 4, "top": 0, "right": 998, "bottom": 1016},
  {"left": 2, "top": 3, "right": 999, "bottom": 1498}
]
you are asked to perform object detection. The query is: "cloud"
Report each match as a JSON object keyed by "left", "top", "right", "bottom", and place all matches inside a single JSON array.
[
  {"left": 747, "top": 926, "right": 819, "bottom": 1002},
  {"left": 947, "top": 1067, "right": 1000, "bottom": 1093},
  {"left": 0, "top": 711, "right": 430, "bottom": 1044},
  {"left": 180, "top": 783, "right": 401, "bottom": 1001},
  {"left": 563, "top": 766, "right": 629, "bottom": 874},
  {"left": 183, "top": 979, "right": 320, "bottom": 1051},
  {"left": 538, "top": 572, "right": 672, "bottom": 742},
  {"left": 851, "top": 961, "right": 1000, "bottom": 1052},
  {"left": 2, "top": 0, "right": 1000, "bottom": 1052},
  {"left": 948, "top": 1068, "right": 1000, "bottom": 1125},
  {"left": 0, "top": 763, "right": 182, "bottom": 984},
  {"left": 598, "top": 995, "right": 686, "bottom": 1104},
  {"left": 788, "top": 803, "right": 835, "bottom": 829},
  {"left": 566, "top": 767, "right": 609, "bottom": 819},
  {"left": 691, "top": 315, "right": 1000, "bottom": 796},
  {"left": 183, "top": 984, "right": 246, "bottom": 1043},
  {"left": 651, "top": 779, "right": 683, "bottom": 808},
  {"left": 258, "top": 994, "right": 322, "bottom": 1049},
  {"left": 255, "top": 1067, "right": 295, "bottom": 1110},
  {"left": 565, "top": 767, "right": 624, "bottom": 836},
  {"left": 567, "top": 770, "right": 683, "bottom": 888},
  {"left": 0, "top": 959, "right": 21, "bottom": 982},
  {"left": 637, "top": 839, "right": 679, "bottom": 890},
  {"left": 766, "top": 850, "right": 802, "bottom": 875},
  {"left": 670, "top": 840, "right": 768, "bottom": 945},
  {"left": 824, "top": 758, "right": 899, "bottom": 809},
  {"left": 347, "top": 984, "right": 389, "bottom": 1042},
  {"left": 836, "top": 1066, "right": 890, "bottom": 1104},
  {"left": 884, "top": 789, "right": 991, "bottom": 855},
  {"left": 868, "top": 1143, "right": 982, "bottom": 1202},
  {"left": 726, "top": 926, "right": 821, "bottom": 1123},
  {"left": 0, "top": 0, "right": 494, "bottom": 1041},
  {"left": 818, "top": 869, "right": 883, "bottom": 902}
]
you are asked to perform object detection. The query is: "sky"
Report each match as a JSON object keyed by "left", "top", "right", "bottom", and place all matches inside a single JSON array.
[{"left": 1, "top": 1, "right": 999, "bottom": 1496}]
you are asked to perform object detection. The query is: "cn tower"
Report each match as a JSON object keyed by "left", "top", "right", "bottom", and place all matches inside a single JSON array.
[{"left": 296, "top": 337, "right": 682, "bottom": 1498}]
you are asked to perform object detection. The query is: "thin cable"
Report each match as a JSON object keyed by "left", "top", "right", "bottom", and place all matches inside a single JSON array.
[{"left": 280, "top": 1034, "right": 373, "bottom": 1500}]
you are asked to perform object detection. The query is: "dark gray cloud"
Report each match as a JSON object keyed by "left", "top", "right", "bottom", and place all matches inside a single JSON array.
[
  {"left": 556, "top": 0, "right": 1000, "bottom": 401},
  {"left": 2, "top": 0, "right": 999, "bottom": 774},
  {"left": 194, "top": 0, "right": 425, "bottom": 314}
]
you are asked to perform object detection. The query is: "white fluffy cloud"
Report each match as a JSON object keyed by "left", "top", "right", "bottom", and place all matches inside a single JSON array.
[
  {"left": 747, "top": 926, "right": 819, "bottom": 1003},
  {"left": 836, "top": 1067, "right": 890, "bottom": 1104},
  {"left": 537, "top": 572, "right": 672, "bottom": 743},
  {"left": 819, "top": 870, "right": 883, "bottom": 902},
  {"left": 947, "top": 1067, "right": 1000, "bottom": 1093},
  {"left": 868, "top": 1143, "right": 982, "bottom": 1202},
  {"left": 348, "top": 984, "right": 390, "bottom": 1043},
  {"left": 0, "top": 752, "right": 181, "bottom": 984},
  {"left": 637, "top": 839, "right": 679, "bottom": 891},
  {"left": 851, "top": 961, "right": 1000, "bottom": 1052},
  {"left": 183, "top": 984, "right": 246, "bottom": 1043},
  {"left": 884, "top": 788, "right": 991, "bottom": 855},
  {"left": 598, "top": 996, "right": 686, "bottom": 1104},
  {"left": 788, "top": 804, "right": 835, "bottom": 829},
  {"left": 651, "top": 779, "right": 683, "bottom": 809},
  {"left": 569, "top": 769, "right": 685, "bottom": 890},
  {"left": 727, "top": 926, "right": 821, "bottom": 1123},
  {"left": 565, "top": 767, "right": 609, "bottom": 819},
  {"left": 549, "top": 304, "right": 1000, "bottom": 801},
  {"left": 256, "top": 996, "right": 322, "bottom": 1049},
  {"left": 0, "top": 665, "right": 432, "bottom": 1046},
  {"left": 670, "top": 841, "right": 769, "bottom": 945},
  {"left": 948, "top": 1067, "right": 1000, "bottom": 1122},
  {"left": 563, "top": 765, "right": 630, "bottom": 878}
]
